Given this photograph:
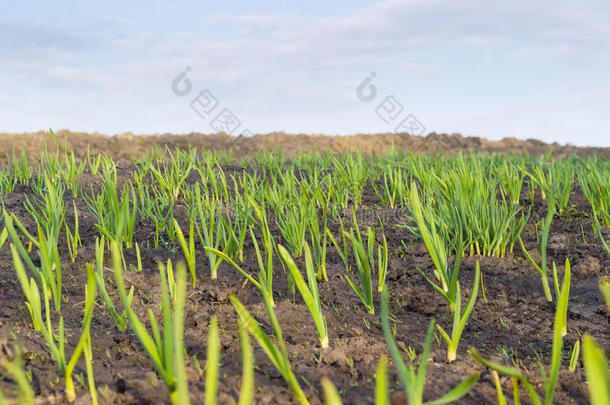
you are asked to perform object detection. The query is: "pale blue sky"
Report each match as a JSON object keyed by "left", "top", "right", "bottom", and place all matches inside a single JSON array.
[{"left": 2, "top": 0, "right": 609, "bottom": 145}]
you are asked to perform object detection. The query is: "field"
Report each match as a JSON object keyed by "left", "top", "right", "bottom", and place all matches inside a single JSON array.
[{"left": 0, "top": 132, "right": 608, "bottom": 404}]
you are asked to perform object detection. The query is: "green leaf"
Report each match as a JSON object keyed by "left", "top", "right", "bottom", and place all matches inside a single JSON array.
[
  {"left": 321, "top": 377, "right": 343, "bottom": 405},
  {"left": 173, "top": 262, "right": 190, "bottom": 405},
  {"left": 204, "top": 247, "right": 261, "bottom": 290},
  {"left": 205, "top": 317, "right": 220, "bottom": 405},
  {"left": 582, "top": 334, "right": 610, "bottom": 405},
  {"left": 425, "top": 373, "right": 480, "bottom": 405},
  {"left": 375, "top": 356, "right": 389, "bottom": 405},
  {"left": 380, "top": 287, "right": 413, "bottom": 400},
  {"left": 237, "top": 322, "right": 254, "bottom": 405}
]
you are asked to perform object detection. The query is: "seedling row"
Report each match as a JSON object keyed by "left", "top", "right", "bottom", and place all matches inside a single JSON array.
[{"left": 0, "top": 133, "right": 608, "bottom": 404}]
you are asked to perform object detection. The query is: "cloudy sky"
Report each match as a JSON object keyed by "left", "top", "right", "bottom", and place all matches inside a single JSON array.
[{"left": 2, "top": 0, "right": 609, "bottom": 145}]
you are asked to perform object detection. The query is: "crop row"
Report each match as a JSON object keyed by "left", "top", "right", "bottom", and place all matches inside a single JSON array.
[{"left": 0, "top": 133, "right": 608, "bottom": 403}]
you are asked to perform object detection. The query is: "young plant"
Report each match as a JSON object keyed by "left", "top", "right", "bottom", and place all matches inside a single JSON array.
[
  {"left": 94, "top": 237, "right": 134, "bottom": 332},
  {"left": 219, "top": 203, "right": 249, "bottom": 263},
  {"left": 84, "top": 178, "right": 137, "bottom": 248},
  {"left": 436, "top": 262, "right": 481, "bottom": 362},
  {"left": 205, "top": 228, "right": 274, "bottom": 306},
  {"left": 11, "top": 244, "right": 97, "bottom": 402},
  {"left": 376, "top": 356, "right": 389, "bottom": 405},
  {"left": 278, "top": 243, "right": 329, "bottom": 349},
  {"left": 377, "top": 221, "right": 389, "bottom": 293},
  {"left": 275, "top": 202, "right": 308, "bottom": 258},
  {"left": 581, "top": 278, "right": 610, "bottom": 405},
  {"left": 65, "top": 201, "right": 81, "bottom": 263},
  {"left": 237, "top": 321, "right": 254, "bottom": 405},
  {"left": 230, "top": 292, "right": 309, "bottom": 405},
  {"left": 0, "top": 346, "right": 35, "bottom": 405},
  {"left": 4, "top": 210, "right": 63, "bottom": 312},
  {"left": 321, "top": 377, "right": 343, "bottom": 405},
  {"left": 381, "top": 287, "right": 479, "bottom": 404},
  {"left": 326, "top": 218, "right": 350, "bottom": 272},
  {"left": 409, "top": 183, "right": 461, "bottom": 311},
  {"left": 343, "top": 228, "right": 375, "bottom": 314},
  {"left": 569, "top": 339, "right": 580, "bottom": 373},
  {"left": 469, "top": 256, "right": 571, "bottom": 405},
  {"left": 518, "top": 200, "right": 555, "bottom": 302},
  {"left": 583, "top": 335, "right": 610, "bottom": 405},
  {"left": 489, "top": 370, "right": 507, "bottom": 405},
  {"left": 111, "top": 240, "right": 190, "bottom": 405},
  {"left": 600, "top": 277, "right": 610, "bottom": 310},
  {"left": 149, "top": 154, "right": 193, "bottom": 201},
  {"left": 83, "top": 334, "right": 99, "bottom": 405},
  {"left": 205, "top": 316, "right": 220, "bottom": 405},
  {"left": 61, "top": 150, "right": 85, "bottom": 198},
  {"left": 24, "top": 175, "right": 66, "bottom": 241},
  {"left": 578, "top": 162, "right": 610, "bottom": 255},
  {"left": 552, "top": 259, "right": 571, "bottom": 336},
  {"left": 173, "top": 218, "right": 197, "bottom": 286},
  {"left": 342, "top": 211, "right": 387, "bottom": 314},
  {"left": 308, "top": 195, "right": 329, "bottom": 282},
  {"left": 247, "top": 195, "right": 275, "bottom": 298},
  {"left": 528, "top": 159, "right": 574, "bottom": 215},
  {"left": 193, "top": 186, "right": 225, "bottom": 279}
]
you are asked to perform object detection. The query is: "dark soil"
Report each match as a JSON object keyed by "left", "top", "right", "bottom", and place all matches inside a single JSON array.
[{"left": 0, "top": 135, "right": 608, "bottom": 404}]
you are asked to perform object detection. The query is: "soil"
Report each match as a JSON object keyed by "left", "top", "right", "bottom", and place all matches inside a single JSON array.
[
  {"left": 0, "top": 132, "right": 608, "bottom": 404},
  {"left": 0, "top": 130, "right": 609, "bottom": 163}
]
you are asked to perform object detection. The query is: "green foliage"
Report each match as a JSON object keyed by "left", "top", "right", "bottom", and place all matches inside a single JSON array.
[
  {"left": 278, "top": 243, "right": 329, "bottom": 348},
  {"left": 470, "top": 258, "right": 572, "bottom": 405},
  {"left": 10, "top": 242, "right": 97, "bottom": 402},
  {"left": 381, "top": 288, "right": 479, "bottom": 404},
  {"left": 230, "top": 293, "right": 310, "bottom": 405},
  {"left": 111, "top": 240, "right": 190, "bottom": 404}
]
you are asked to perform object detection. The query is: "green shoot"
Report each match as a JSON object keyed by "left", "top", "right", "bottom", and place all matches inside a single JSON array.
[
  {"left": 409, "top": 182, "right": 460, "bottom": 311},
  {"left": 193, "top": 186, "right": 225, "bottom": 279},
  {"left": 237, "top": 322, "right": 254, "bottom": 405},
  {"left": 600, "top": 277, "right": 610, "bottom": 311},
  {"left": 247, "top": 195, "right": 275, "bottom": 300},
  {"left": 342, "top": 213, "right": 384, "bottom": 315},
  {"left": 580, "top": 277, "right": 610, "bottom": 405},
  {"left": 84, "top": 334, "right": 98, "bottom": 405},
  {"left": 94, "top": 238, "right": 133, "bottom": 332},
  {"left": 11, "top": 243, "right": 97, "bottom": 402},
  {"left": 582, "top": 335, "right": 610, "bottom": 405},
  {"left": 321, "top": 377, "right": 343, "bottom": 405},
  {"left": 381, "top": 287, "right": 479, "bottom": 405},
  {"left": 203, "top": 245, "right": 263, "bottom": 291},
  {"left": 0, "top": 346, "right": 35, "bottom": 405},
  {"left": 205, "top": 316, "right": 220, "bottom": 405},
  {"left": 491, "top": 371, "right": 507, "bottom": 405},
  {"left": 469, "top": 256, "right": 571, "bottom": 405},
  {"left": 5, "top": 209, "right": 63, "bottom": 312},
  {"left": 376, "top": 356, "right": 389, "bottom": 405},
  {"left": 229, "top": 293, "right": 309, "bottom": 405},
  {"left": 327, "top": 221, "right": 350, "bottom": 272},
  {"left": 377, "top": 222, "right": 389, "bottom": 293},
  {"left": 65, "top": 201, "right": 81, "bottom": 263},
  {"left": 518, "top": 201, "right": 555, "bottom": 302},
  {"left": 278, "top": 243, "right": 329, "bottom": 349},
  {"left": 552, "top": 259, "right": 571, "bottom": 336},
  {"left": 111, "top": 240, "right": 190, "bottom": 404},
  {"left": 569, "top": 340, "right": 580, "bottom": 373},
  {"left": 174, "top": 218, "right": 197, "bottom": 286},
  {"left": 436, "top": 262, "right": 480, "bottom": 362},
  {"left": 308, "top": 199, "right": 329, "bottom": 282}
]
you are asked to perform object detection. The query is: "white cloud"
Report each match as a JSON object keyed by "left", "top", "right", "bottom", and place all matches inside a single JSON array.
[{"left": 1, "top": 0, "right": 609, "bottom": 145}]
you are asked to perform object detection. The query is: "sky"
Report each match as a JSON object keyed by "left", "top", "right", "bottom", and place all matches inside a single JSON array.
[{"left": 1, "top": 0, "right": 609, "bottom": 146}]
